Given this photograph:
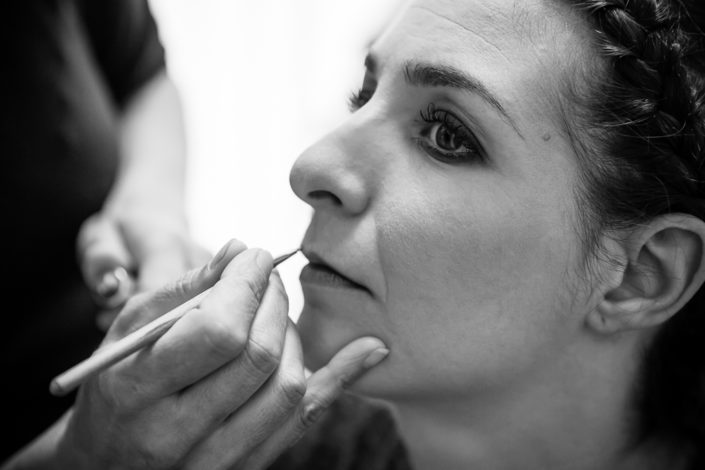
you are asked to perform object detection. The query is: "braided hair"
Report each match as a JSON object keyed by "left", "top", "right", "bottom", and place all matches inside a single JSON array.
[{"left": 564, "top": 0, "right": 705, "bottom": 464}]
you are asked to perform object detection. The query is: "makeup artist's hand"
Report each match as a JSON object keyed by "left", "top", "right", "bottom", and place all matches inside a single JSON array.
[
  {"left": 24, "top": 239, "right": 388, "bottom": 470},
  {"left": 77, "top": 209, "right": 210, "bottom": 330}
]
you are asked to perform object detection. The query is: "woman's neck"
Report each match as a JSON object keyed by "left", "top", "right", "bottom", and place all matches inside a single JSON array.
[{"left": 388, "top": 336, "right": 673, "bottom": 470}]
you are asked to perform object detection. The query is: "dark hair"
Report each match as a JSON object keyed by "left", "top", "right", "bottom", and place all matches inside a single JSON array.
[{"left": 564, "top": 0, "right": 705, "bottom": 464}]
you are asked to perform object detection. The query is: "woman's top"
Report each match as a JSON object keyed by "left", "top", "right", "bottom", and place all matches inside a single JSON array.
[
  {"left": 0, "top": 0, "right": 166, "bottom": 459},
  {"left": 270, "top": 393, "right": 412, "bottom": 470}
]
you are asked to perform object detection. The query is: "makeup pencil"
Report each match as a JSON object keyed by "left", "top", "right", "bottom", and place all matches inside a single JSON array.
[{"left": 50, "top": 248, "right": 300, "bottom": 397}]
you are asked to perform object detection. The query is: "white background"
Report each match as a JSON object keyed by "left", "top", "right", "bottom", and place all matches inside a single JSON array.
[{"left": 147, "top": 1, "right": 402, "bottom": 319}]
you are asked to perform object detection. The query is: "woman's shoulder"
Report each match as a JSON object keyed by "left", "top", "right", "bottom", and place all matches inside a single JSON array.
[{"left": 269, "top": 393, "right": 412, "bottom": 470}]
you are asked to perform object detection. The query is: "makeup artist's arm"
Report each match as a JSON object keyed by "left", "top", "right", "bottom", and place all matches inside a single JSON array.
[
  {"left": 78, "top": 71, "right": 209, "bottom": 327},
  {"left": 0, "top": 241, "right": 388, "bottom": 470}
]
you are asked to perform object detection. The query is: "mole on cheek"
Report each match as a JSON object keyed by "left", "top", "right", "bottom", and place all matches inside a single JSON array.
[{"left": 542, "top": 133, "right": 552, "bottom": 142}]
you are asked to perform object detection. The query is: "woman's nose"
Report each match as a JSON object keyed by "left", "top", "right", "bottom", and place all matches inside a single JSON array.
[{"left": 289, "top": 127, "right": 372, "bottom": 216}]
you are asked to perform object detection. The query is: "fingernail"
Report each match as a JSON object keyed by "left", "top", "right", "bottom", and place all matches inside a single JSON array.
[
  {"left": 303, "top": 402, "right": 327, "bottom": 425},
  {"left": 362, "top": 348, "right": 389, "bottom": 369},
  {"left": 253, "top": 248, "right": 273, "bottom": 270}
]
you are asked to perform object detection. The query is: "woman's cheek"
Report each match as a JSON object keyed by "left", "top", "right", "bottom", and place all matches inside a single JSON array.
[{"left": 369, "top": 197, "right": 580, "bottom": 395}]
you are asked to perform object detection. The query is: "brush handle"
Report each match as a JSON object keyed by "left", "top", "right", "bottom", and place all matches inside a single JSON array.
[
  {"left": 49, "top": 248, "right": 300, "bottom": 397},
  {"left": 50, "top": 289, "right": 209, "bottom": 396}
]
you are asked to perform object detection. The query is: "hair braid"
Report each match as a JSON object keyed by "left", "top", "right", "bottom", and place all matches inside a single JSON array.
[
  {"left": 586, "top": 0, "right": 705, "bottom": 193},
  {"left": 567, "top": 0, "right": 705, "bottom": 464}
]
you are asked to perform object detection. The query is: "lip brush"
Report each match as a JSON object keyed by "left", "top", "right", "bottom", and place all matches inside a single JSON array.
[{"left": 50, "top": 248, "right": 300, "bottom": 397}]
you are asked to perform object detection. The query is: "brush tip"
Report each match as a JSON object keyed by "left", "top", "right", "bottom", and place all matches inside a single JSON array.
[{"left": 273, "top": 248, "right": 301, "bottom": 266}]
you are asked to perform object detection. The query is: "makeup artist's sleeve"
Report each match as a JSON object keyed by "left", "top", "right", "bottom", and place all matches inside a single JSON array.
[{"left": 77, "top": 0, "right": 209, "bottom": 308}]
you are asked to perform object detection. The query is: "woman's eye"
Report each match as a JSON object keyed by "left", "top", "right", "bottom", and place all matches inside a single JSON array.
[
  {"left": 417, "top": 104, "right": 484, "bottom": 164},
  {"left": 429, "top": 122, "right": 465, "bottom": 152}
]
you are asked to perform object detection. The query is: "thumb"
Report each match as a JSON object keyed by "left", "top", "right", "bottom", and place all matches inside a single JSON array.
[{"left": 240, "top": 336, "right": 389, "bottom": 470}]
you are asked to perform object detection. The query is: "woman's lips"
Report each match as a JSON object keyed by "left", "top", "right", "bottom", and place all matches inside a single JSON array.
[{"left": 300, "top": 262, "right": 367, "bottom": 291}]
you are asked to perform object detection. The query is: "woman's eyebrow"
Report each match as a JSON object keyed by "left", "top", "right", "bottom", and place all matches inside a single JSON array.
[{"left": 402, "top": 60, "right": 523, "bottom": 138}]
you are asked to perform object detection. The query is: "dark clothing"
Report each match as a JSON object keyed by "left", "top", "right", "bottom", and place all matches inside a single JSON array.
[
  {"left": 0, "top": 0, "right": 165, "bottom": 459},
  {"left": 270, "top": 393, "right": 412, "bottom": 470}
]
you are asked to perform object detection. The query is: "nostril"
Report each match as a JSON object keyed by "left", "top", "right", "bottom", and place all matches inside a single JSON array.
[{"left": 308, "top": 190, "right": 342, "bottom": 206}]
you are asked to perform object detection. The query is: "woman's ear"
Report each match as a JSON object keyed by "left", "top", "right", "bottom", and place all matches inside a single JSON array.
[{"left": 587, "top": 214, "right": 705, "bottom": 334}]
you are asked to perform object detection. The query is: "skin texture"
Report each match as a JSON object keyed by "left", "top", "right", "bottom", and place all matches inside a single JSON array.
[
  {"left": 290, "top": 0, "right": 705, "bottom": 468},
  {"left": 6, "top": 1, "right": 705, "bottom": 469},
  {"left": 2, "top": 241, "right": 388, "bottom": 470},
  {"left": 293, "top": 0, "right": 590, "bottom": 403},
  {"left": 1, "top": 35, "right": 390, "bottom": 470}
]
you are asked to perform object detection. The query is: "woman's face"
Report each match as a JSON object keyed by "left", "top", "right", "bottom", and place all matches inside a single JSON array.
[{"left": 290, "top": 0, "right": 597, "bottom": 401}]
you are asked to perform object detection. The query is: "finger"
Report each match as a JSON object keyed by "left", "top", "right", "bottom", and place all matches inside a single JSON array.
[
  {"left": 103, "top": 239, "right": 246, "bottom": 343},
  {"left": 181, "top": 321, "right": 304, "bottom": 470},
  {"left": 108, "top": 248, "right": 275, "bottom": 400},
  {"left": 176, "top": 270, "right": 289, "bottom": 426},
  {"left": 240, "top": 336, "right": 389, "bottom": 470},
  {"left": 77, "top": 214, "right": 135, "bottom": 296}
]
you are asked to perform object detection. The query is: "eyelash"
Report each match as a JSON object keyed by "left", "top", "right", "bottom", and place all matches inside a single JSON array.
[
  {"left": 348, "top": 87, "right": 371, "bottom": 112},
  {"left": 417, "top": 103, "right": 484, "bottom": 164},
  {"left": 347, "top": 88, "right": 485, "bottom": 165}
]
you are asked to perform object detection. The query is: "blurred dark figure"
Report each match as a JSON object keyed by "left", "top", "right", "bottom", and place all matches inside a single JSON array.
[{"left": 0, "top": 0, "right": 206, "bottom": 459}]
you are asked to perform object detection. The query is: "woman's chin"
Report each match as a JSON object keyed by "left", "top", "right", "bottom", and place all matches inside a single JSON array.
[
  {"left": 297, "top": 306, "right": 390, "bottom": 395},
  {"left": 297, "top": 309, "right": 346, "bottom": 371}
]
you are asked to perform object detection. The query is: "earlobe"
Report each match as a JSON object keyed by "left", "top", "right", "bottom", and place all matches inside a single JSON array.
[{"left": 588, "top": 214, "right": 705, "bottom": 334}]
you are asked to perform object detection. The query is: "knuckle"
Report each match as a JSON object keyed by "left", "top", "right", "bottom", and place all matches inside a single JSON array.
[
  {"left": 297, "top": 395, "right": 329, "bottom": 429},
  {"left": 97, "top": 372, "right": 146, "bottom": 412},
  {"left": 134, "top": 435, "right": 184, "bottom": 469},
  {"left": 233, "top": 273, "right": 266, "bottom": 304},
  {"left": 171, "top": 269, "right": 200, "bottom": 295},
  {"left": 243, "top": 337, "right": 281, "bottom": 376},
  {"left": 336, "top": 370, "right": 359, "bottom": 390},
  {"left": 118, "top": 409, "right": 192, "bottom": 469},
  {"left": 276, "top": 372, "right": 307, "bottom": 407},
  {"left": 199, "top": 316, "right": 248, "bottom": 359}
]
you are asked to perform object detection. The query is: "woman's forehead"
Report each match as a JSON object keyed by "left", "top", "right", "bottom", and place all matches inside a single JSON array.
[
  {"left": 372, "top": 0, "right": 592, "bottom": 134},
  {"left": 376, "top": 0, "right": 585, "bottom": 70}
]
